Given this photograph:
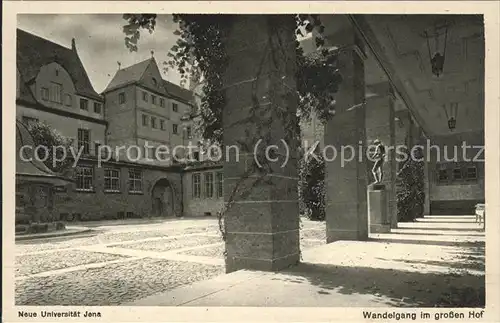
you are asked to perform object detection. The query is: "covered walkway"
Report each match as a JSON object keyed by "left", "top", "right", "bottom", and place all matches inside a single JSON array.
[{"left": 129, "top": 215, "right": 484, "bottom": 307}]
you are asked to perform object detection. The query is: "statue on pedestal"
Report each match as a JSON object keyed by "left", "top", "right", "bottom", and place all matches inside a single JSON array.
[{"left": 371, "top": 139, "right": 386, "bottom": 184}]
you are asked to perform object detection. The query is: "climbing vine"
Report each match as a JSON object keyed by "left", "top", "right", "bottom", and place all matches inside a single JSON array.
[{"left": 122, "top": 14, "right": 342, "bottom": 242}]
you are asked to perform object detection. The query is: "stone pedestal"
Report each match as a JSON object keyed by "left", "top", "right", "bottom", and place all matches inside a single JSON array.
[
  {"left": 365, "top": 82, "right": 396, "bottom": 228},
  {"left": 323, "top": 16, "right": 368, "bottom": 242},
  {"left": 222, "top": 15, "right": 300, "bottom": 273},
  {"left": 368, "top": 184, "right": 391, "bottom": 233}
]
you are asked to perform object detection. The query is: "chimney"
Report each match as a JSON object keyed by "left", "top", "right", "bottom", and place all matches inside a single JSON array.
[{"left": 71, "top": 38, "right": 77, "bottom": 52}]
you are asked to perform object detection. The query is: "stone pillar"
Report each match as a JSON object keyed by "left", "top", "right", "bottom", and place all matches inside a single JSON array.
[
  {"left": 324, "top": 16, "right": 368, "bottom": 242},
  {"left": 365, "top": 82, "right": 396, "bottom": 230},
  {"left": 222, "top": 15, "right": 300, "bottom": 273}
]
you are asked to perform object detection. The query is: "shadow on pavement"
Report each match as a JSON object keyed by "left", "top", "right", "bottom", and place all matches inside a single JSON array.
[{"left": 278, "top": 262, "right": 485, "bottom": 307}]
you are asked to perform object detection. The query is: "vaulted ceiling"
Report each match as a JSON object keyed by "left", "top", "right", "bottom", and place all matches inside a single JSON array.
[{"left": 354, "top": 14, "right": 485, "bottom": 137}]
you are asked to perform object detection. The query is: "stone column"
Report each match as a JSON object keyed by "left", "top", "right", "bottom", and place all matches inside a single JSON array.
[
  {"left": 324, "top": 16, "right": 368, "bottom": 242},
  {"left": 365, "top": 82, "right": 396, "bottom": 231},
  {"left": 222, "top": 15, "right": 300, "bottom": 273}
]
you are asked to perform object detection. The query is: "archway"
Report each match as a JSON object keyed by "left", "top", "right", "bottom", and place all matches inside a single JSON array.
[{"left": 151, "top": 178, "right": 175, "bottom": 217}]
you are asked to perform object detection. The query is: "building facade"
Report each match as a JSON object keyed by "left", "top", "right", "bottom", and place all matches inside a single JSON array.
[
  {"left": 16, "top": 29, "right": 222, "bottom": 221},
  {"left": 15, "top": 25, "right": 484, "bottom": 223}
]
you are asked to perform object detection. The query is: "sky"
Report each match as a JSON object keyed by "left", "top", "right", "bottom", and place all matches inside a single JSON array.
[{"left": 17, "top": 14, "right": 183, "bottom": 93}]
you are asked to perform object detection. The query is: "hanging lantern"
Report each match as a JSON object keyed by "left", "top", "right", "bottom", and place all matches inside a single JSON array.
[
  {"left": 442, "top": 102, "right": 458, "bottom": 132},
  {"left": 424, "top": 24, "right": 449, "bottom": 77}
]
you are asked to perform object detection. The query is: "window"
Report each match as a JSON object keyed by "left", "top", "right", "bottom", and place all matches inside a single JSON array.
[
  {"left": 75, "top": 166, "right": 94, "bottom": 191},
  {"left": 192, "top": 173, "right": 201, "bottom": 198},
  {"left": 22, "top": 116, "right": 38, "bottom": 126},
  {"left": 172, "top": 102, "right": 178, "bottom": 112},
  {"left": 94, "top": 142, "right": 102, "bottom": 156},
  {"left": 104, "top": 168, "right": 121, "bottom": 192},
  {"left": 160, "top": 119, "right": 165, "bottom": 131},
  {"left": 466, "top": 166, "right": 478, "bottom": 180},
  {"left": 49, "top": 82, "right": 62, "bottom": 103},
  {"left": 204, "top": 172, "right": 214, "bottom": 198},
  {"left": 160, "top": 98, "right": 165, "bottom": 108},
  {"left": 173, "top": 124, "right": 178, "bottom": 134},
  {"left": 142, "top": 114, "right": 148, "bottom": 126},
  {"left": 41, "top": 87, "right": 49, "bottom": 101},
  {"left": 452, "top": 167, "right": 463, "bottom": 181},
  {"left": 142, "top": 91, "right": 148, "bottom": 102},
  {"left": 118, "top": 92, "right": 126, "bottom": 104},
  {"left": 152, "top": 78, "right": 158, "bottom": 87},
  {"left": 128, "top": 169, "right": 143, "bottom": 193},
  {"left": 80, "top": 98, "right": 89, "bottom": 111},
  {"left": 94, "top": 102, "right": 102, "bottom": 114},
  {"left": 438, "top": 169, "right": 449, "bottom": 183},
  {"left": 193, "top": 151, "right": 200, "bottom": 161},
  {"left": 64, "top": 94, "right": 72, "bottom": 106},
  {"left": 151, "top": 95, "right": 156, "bottom": 105},
  {"left": 77, "top": 128, "right": 91, "bottom": 155},
  {"left": 151, "top": 116, "right": 157, "bottom": 129},
  {"left": 216, "top": 172, "right": 223, "bottom": 198},
  {"left": 186, "top": 126, "right": 192, "bottom": 139}
]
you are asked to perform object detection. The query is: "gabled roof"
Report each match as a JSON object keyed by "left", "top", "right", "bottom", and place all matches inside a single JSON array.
[
  {"left": 103, "top": 58, "right": 152, "bottom": 93},
  {"left": 103, "top": 58, "right": 194, "bottom": 104},
  {"left": 17, "top": 68, "right": 38, "bottom": 105},
  {"left": 16, "top": 28, "right": 102, "bottom": 101},
  {"left": 163, "top": 80, "right": 194, "bottom": 104}
]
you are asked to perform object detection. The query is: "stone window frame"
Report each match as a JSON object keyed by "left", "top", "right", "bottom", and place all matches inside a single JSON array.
[
  {"left": 151, "top": 94, "right": 157, "bottom": 105},
  {"left": 204, "top": 172, "right": 214, "bottom": 198},
  {"left": 142, "top": 91, "right": 148, "bottom": 102},
  {"left": 93, "top": 102, "right": 102, "bottom": 114},
  {"left": 151, "top": 116, "right": 157, "bottom": 129},
  {"left": 79, "top": 98, "right": 89, "bottom": 111},
  {"left": 128, "top": 169, "right": 143, "bottom": 193},
  {"left": 192, "top": 173, "right": 201, "bottom": 198},
  {"left": 216, "top": 171, "right": 223, "bottom": 198},
  {"left": 172, "top": 123, "right": 178, "bottom": 134},
  {"left": 142, "top": 114, "right": 149, "bottom": 127},
  {"left": 436, "top": 162, "right": 480, "bottom": 185},
  {"left": 77, "top": 128, "right": 91, "bottom": 155},
  {"left": 160, "top": 119, "right": 166, "bottom": 131},
  {"left": 49, "top": 81, "right": 63, "bottom": 104},
  {"left": 160, "top": 98, "right": 165, "bottom": 108},
  {"left": 104, "top": 167, "right": 121, "bottom": 193},
  {"left": 172, "top": 102, "right": 179, "bottom": 113},
  {"left": 118, "top": 92, "right": 126, "bottom": 104},
  {"left": 75, "top": 165, "right": 94, "bottom": 192},
  {"left": 186, "top": 126, "right": 192, "bottom": 139}
]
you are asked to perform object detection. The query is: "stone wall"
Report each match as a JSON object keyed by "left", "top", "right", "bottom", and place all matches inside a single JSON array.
[
  {"left": 428, "top": 131, "right": 485, "bottom": 214},
  {"left": 182, "top": 166, "right": 224, "bottom": 217},
  {"left": 54, "top": 159, "right": 182, "bottom": 220}
]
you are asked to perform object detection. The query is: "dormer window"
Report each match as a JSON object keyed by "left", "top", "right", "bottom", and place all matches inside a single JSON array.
[
  {"left": 55, "top": 69, "right": 59, "bottom": 76},
  {"left": 49, "top": 82, "right": 62, "bottom": 104},
  {"left": 152, "top": 78, "right": 158, "bottom": 87}
]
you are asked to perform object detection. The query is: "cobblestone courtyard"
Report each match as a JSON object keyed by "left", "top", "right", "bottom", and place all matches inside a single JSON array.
[{"left": 15, "top": 218, "right": 326, "bottom": 305}]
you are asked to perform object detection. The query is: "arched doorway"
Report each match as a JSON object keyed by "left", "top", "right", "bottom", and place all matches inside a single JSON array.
[{"left": 151, "top": 178, "right": 174, "bottom": 217}]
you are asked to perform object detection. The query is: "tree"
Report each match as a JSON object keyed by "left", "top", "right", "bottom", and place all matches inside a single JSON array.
[
  {"left": 122, "top": 14, "right": 342, "bottom": 144},
  {"left": 299, "top": 144, "right": 326, "bottom": 221},
  {"left": 27, "top": 121, "right": 74, "bottom": 174},
  {"left": 121, "top": 14, "right": 341, "bottom": 236}
]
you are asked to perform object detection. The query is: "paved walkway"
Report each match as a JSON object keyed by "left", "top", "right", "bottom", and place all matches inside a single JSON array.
[
  {"left": 128, "top": 216, "right": 485, "bottom": 307},
  {"left": 15, "top": 217, "right": 325, "bottom": 305}
]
